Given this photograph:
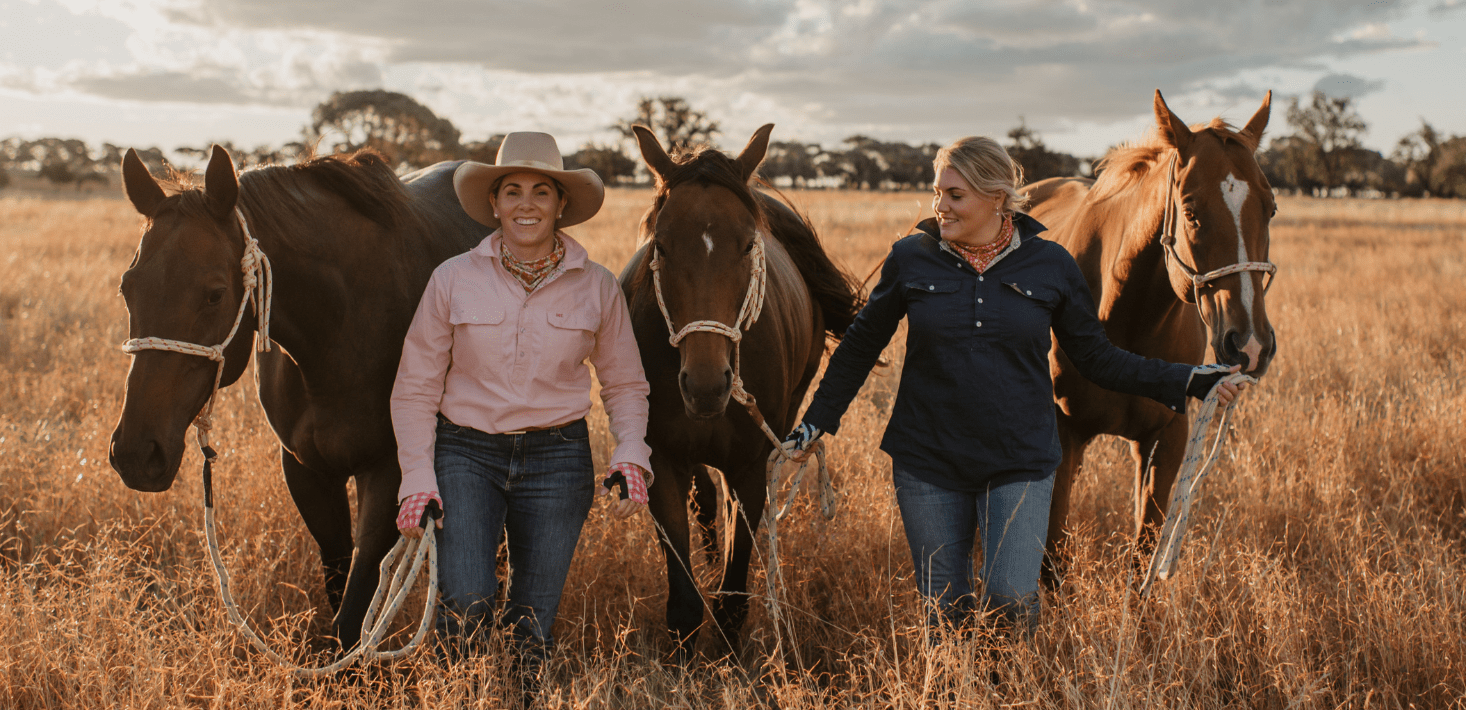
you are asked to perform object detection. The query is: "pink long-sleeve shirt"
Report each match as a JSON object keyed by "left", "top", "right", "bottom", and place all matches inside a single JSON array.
[{"left": 391, "top": 230, "right": 653, "bottom": 501}]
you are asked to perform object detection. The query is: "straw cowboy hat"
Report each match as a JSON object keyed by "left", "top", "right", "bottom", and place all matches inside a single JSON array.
[{"left": 453, "top": 132, "right": 605, "bottom": 229}]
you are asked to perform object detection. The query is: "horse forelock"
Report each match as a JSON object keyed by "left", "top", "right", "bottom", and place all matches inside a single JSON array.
[
  {"left": 1089, "top": 117, "right": 1259, "bottom": 205},
  {"left": 653, "top": 148, "right": 764, "bottom": 227}
]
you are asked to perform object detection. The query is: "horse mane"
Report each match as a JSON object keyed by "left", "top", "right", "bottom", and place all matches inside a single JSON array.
[
  {"left": 640, "top": 147, "right": 863, "bottom": 339},
  {"left": 237, "top": 150, "right": 421, "bottom": 252},
  {"left": 1088, "top": 118, "right": 1256, "bottom": 204},
  {"left": 150, "top": 149, "right": 422, "bottom": 255}
]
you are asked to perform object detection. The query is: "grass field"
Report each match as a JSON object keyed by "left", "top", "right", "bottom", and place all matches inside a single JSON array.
[{"left": 0, "top": 187, "right": 1463, "bottom": 708}]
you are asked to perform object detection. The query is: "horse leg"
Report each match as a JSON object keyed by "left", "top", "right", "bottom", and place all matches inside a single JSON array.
[
  {"left": 649, "top": 457, "right": 702, "bottom": 663},
  {"left": 281, "top": 449, "right": 354, "bottom": 613},
  {"left": 1042, "top": 424, "right": 1090, "bottom": 588},
  {"left": 710, "top": 458, "right": 768, "bottom": 657},
  {"left": 330, "top": 457, "right": 401, "bottom": 652},
  {"left": 1131, "top": 416, "right": 1190, "bottom": 559}
]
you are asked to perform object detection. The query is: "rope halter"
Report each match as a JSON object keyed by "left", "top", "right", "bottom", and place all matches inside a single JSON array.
[
  {"left": 120, "top": 207, "right": 273, "bottom": 450},
  {"left": 649, "top": 231, "right": 770, "bottom": 422},
  {"left": 1158, "top": 153, "right": 1277, "bottom": 310}
]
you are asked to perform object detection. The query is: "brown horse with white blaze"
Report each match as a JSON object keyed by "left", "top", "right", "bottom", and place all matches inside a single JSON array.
[
  {"left": 1025, "top": 91, "right": 1278, "bottom": 576},
  {"left": 109, "top": 145, "right": 484, "bottom": 650},
  {"left": 620, "top": 124, "right": 861, "bottom": 658}
]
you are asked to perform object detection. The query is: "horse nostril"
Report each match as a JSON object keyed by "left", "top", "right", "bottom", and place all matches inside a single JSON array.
[
  {"left": 1220, "top": 330, "right": 1243, "bottom": 361},
  {"left": 723, "top": 368, "right": 733, "bottom": 392}
]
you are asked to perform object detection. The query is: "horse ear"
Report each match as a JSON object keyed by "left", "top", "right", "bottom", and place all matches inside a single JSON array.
[
  {"left": 632, "top": 125, "right": 676, "bottom": 184},
  {"left": 122, "top": 148, "right": 167, "bottom": 218},
  {"left": 1153, "top": 90, "right": 1193, "bottom": 151},
  {"left": 203, "top": 144, "right": 239, "bottom": 220},
  {"left": 736, "top": 123, "right": 775, "bottom": 183},
  {"left": 1240, "top": 90, "right": 1272, "bottom": 150}
]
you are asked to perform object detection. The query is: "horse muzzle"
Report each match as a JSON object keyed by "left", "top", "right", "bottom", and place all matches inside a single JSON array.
[
  {"left": 679, "top": 366, "right": 733, "bottom": 420},
  {"left": 108, "top": 429, "right": 183, "bottom": 492},
  {"left": 1214, "top": 325, "right": 1276, "bottom": 376}
]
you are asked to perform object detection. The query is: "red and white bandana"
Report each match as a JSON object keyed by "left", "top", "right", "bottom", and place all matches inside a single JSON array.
[
  {"left": 396, "top": 490, "right": 443, "bottom": 532},
  {"left": 948, "top": 213, "right": 1014, "bottom": 274},
  {"left": 500, "top": 235, "right": 566, "bottom": 293}
]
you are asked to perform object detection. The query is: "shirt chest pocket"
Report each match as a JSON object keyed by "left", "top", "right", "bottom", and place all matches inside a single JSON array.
[
  {"left": 1000, "top": 281, "right": 1060, "bottom": 342},
  {"left": 448, "top": 305, "right": 509, "bottom": 369},
  {"left": 904, "top": 279, "right": 964, "bottom": 329},
  {"left": 545, "top": 309, "right": 599, "bottom": 366}
]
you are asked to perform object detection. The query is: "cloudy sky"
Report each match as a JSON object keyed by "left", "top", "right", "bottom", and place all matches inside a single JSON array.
[{"left": 2, "top": 0, "right": 1463, "bottom": 159}]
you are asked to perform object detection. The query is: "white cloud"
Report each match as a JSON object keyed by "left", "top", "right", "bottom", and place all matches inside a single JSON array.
[{"left": 1, "top": 0, "right": 1457, "bottom": 154}]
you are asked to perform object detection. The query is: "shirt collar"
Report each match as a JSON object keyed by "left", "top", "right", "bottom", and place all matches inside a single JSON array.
[
  {"left": 919, "top": 212, "right": 1047, "bottom": 272},
  {"left": 473, "top": 229, "right": 589, "bottom": 272}
]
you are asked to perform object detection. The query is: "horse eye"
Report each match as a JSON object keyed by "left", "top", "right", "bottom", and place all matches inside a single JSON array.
[
  {"left": 743, "top": 240, "right": 755, "bottom": 255},
  {"left": 205, "top": 288, "right": 226, "bottom": 306}
]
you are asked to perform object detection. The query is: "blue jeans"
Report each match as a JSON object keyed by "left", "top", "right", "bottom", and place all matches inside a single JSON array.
[
  {"left": 431, "top": 416, "right": 594, "bottom": 664},
  {"left": 894, "top": 466, "right": 1054, "bottom": 631}
]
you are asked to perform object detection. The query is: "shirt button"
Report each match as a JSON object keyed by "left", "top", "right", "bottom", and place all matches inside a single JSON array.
[
  {"left": 928, "top": 285, "right": 934, "bottom": 291},
  {"left": 1027, "top": 290, "right": 1033, "bottom": 295},
  {"left": 977, "top": 298, "right": 983, "bottom": 304},
  {"left": 978, "top": 276, "right": 984, "bottom": 282},
  {"left": 976, "top": 321, "right": 983, "bottom": 327}
]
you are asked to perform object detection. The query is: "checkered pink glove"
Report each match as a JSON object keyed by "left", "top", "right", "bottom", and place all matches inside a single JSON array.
[
  {"left": 396, "top": 490, "right": 443, "bottom": 533},
  {"left": 599, "top": 463, "right": 650, "bottom": 505}
]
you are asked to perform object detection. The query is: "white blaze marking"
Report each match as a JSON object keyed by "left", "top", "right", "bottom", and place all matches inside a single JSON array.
[
  {"left": 702, "top": 232, "right": 715, "bottom": 255},
  {"left": 1221, "top": 173, "right": 1262, "bottom": 370}
]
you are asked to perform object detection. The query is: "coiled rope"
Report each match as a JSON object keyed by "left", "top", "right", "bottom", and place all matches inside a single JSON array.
[
  {"left": 121, "top": 208, "right": 437, "bottom": 674},
  {"left": 1139, "top": 370, "right": 1257, "bottom": 597}
]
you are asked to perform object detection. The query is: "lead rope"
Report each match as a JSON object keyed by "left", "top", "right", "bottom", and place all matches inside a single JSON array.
[
  {"left": 648, "top": 232, "right": 838, "bottom": 661},
  {"left": 1138, "top": 155, "right": 1276, "bottom": 595},
  {"left": 1138, "top": 371, "right": 1256, "bottom": 597},
  {"left": 121, "top": 208, "right": 437, "bottom": 675}
]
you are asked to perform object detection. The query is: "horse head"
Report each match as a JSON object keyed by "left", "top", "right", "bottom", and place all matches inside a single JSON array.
[
  {"left": 1153, "top": 90, "right": 1277, "bottom": 375},
  {"left": 634, "top": 124, "right": 776, "bottom": 419},
  {"left": 109, "top": 145, "right": 259, "bottom": 491}
]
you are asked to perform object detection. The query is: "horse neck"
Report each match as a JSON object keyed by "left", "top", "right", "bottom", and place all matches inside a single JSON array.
[
  {"left": 1083, "top": 160, "right": 1197, "bottom": 342},
  {"left": 233, "top": 184, "right": 433, "bottom": 379}
]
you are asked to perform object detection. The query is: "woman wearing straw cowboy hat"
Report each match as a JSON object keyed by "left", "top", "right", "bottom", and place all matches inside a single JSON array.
[{"left": 389, "top": 132, "right": 653, "bottom": 691}]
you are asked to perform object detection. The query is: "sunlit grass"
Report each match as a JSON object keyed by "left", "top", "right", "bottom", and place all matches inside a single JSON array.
[{"left": 0, "top": 190, "right": 1462, "bottom": 707}]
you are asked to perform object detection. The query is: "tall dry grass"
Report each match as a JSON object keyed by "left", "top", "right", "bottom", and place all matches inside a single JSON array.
[{"left": 0, "top": 188, "right": 1462, "bottom": 708}]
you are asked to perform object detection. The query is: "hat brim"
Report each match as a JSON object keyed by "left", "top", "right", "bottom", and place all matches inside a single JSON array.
[{"left": 453, "top": 161, "right": 605, "bottom": 229}]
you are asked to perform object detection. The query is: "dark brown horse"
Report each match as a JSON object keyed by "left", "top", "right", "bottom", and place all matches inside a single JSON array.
[
  {"left": 1025, "top": 91, "right": 1278, "bottom": 575},
  {"left": 109, "top": 145, "right": 483, "bottom": 650},
  {"left": 619, "top": 125, "right": 861, "bottom": 657}
]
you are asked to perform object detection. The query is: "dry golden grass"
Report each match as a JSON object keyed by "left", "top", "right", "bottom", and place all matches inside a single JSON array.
[{"left": 1, "top": 189, "right": 1463, "bottom": 708}]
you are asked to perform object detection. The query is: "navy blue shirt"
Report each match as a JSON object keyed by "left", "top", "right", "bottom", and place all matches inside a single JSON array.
[{"left": 802, "top": 215, "right": 1191, "bottom": 492}]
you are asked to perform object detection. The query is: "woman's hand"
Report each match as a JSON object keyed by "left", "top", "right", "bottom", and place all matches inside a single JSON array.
[
  {"left": 780, "top": 421, "right": 823, "bottom": 463},
  {"left": 1187, "top": 364, "right": 1249, "bottom": 407},
  {"left": 599, "top": 463, "right": 650, "bottom": 519},
  {"left": 396, "top": 491, "right": 443, "bottom": 539}
]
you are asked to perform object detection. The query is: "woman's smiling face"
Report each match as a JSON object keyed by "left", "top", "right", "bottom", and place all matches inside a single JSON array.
[
  {"left": 933, "top": 166, "right": 1003, "bottom": 246},
  {"left": 490, "top": 171, "right": 568, "bottom": 259}
]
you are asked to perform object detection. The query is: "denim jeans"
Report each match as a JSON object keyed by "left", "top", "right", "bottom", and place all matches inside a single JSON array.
[
  {"left": 431, "top": 415, "right": 594, "bottom": 666},
  {"left": 893, "top": 466, "right": 1054, "bottom": 631}
]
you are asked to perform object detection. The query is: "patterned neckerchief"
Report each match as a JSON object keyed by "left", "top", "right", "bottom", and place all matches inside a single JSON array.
[
  {"left": 500, "top": 234, "right": 566, "bottom": 293},
  {"left": 947, "top": 213, "right": 1014, "bottom": 274}
]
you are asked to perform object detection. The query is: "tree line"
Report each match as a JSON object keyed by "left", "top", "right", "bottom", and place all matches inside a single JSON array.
[{"left": 2, "top": 90, "right": 1463, "bottom": 198}]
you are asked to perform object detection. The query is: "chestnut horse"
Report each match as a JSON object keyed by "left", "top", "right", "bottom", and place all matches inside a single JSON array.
[
  {"left": 619, "top": 125, "right": 861, "bottom": 656},
  {"left": 109, "top": 146, "right": 483, "bottom": 650},
  {"left": 1025, "top": 91, "right": 1278, "bottom": 576}
]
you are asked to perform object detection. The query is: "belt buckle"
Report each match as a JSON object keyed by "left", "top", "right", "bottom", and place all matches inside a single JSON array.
[{"left": 504, "top": 430, "right": 528, "bottom": 435}]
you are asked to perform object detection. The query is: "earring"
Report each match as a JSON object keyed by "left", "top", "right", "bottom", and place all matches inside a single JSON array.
[
  {"left": 493, "top": 212, "right": 499, "bottom": 218},
  {"left": 557, "top": 213, "right": 563, "bottom": 219}
]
